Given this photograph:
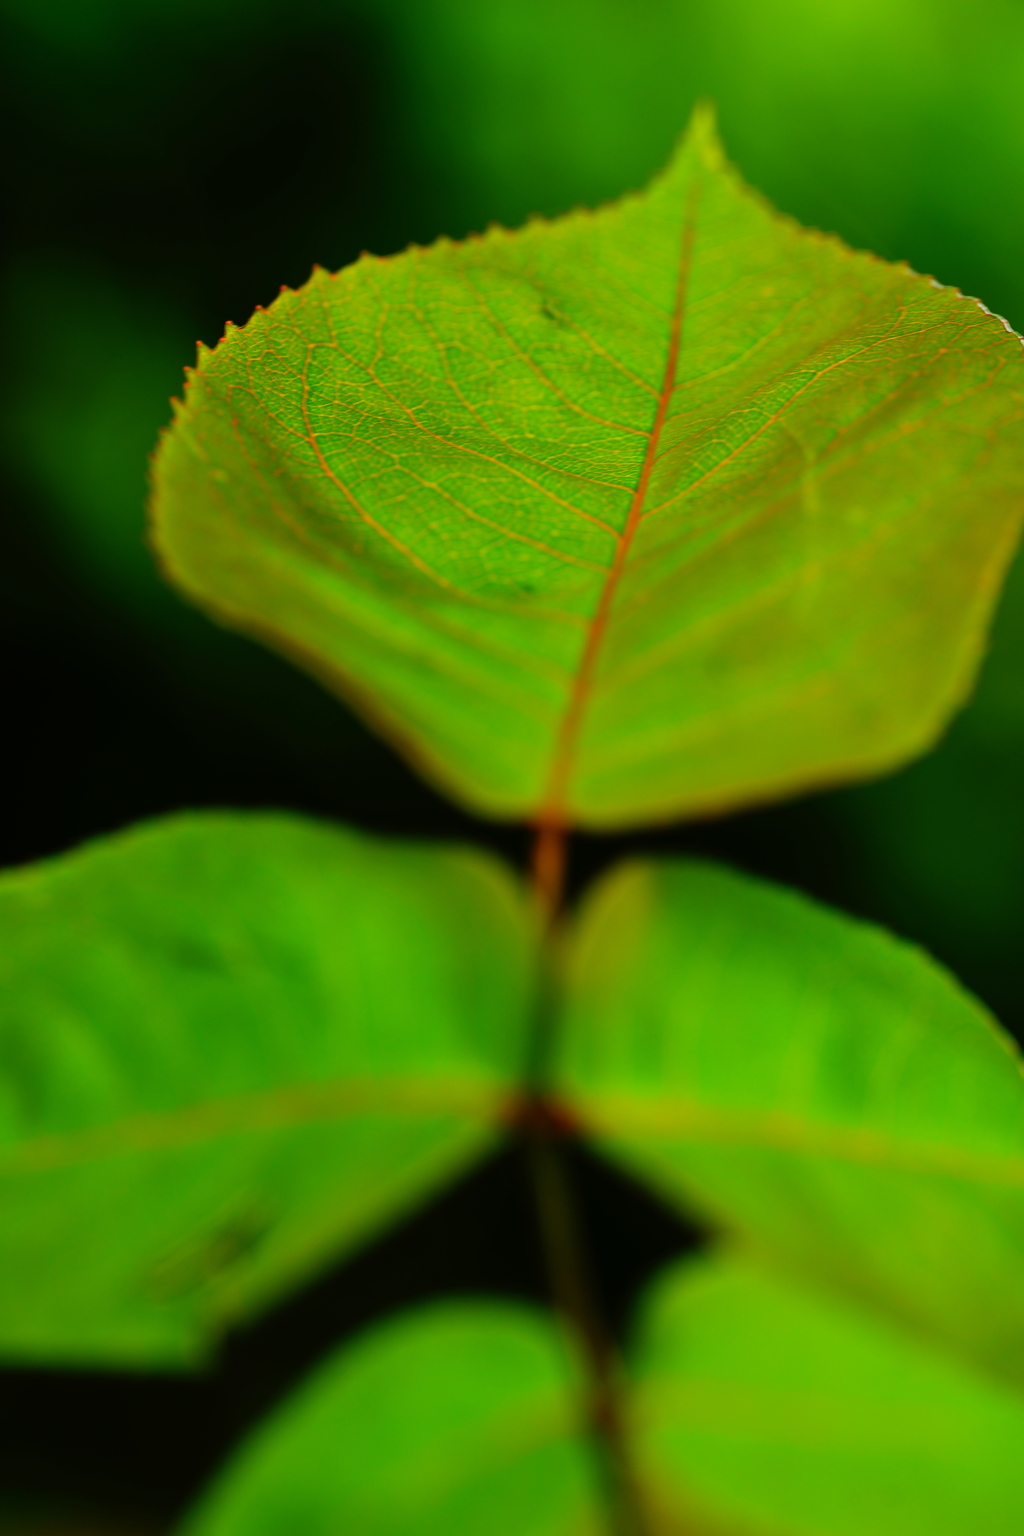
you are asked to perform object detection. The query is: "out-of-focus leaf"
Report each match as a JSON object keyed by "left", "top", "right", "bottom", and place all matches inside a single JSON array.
[
  {"left": 631, "top": 1253, "right": 1024, "bottom": 1536},
  {"left": 176, "top": 1260, "right": 1024, "bottom": 1536},
  {"left": 554, "top": 859, "right": 1024, "bottom": 1388},
  {"left": 178, "top": 1302, "right": 601, "bottom": 1536},
  {"left": 0, "top": 813, "right": 533, "bottom": 1367},
  {"left": 151, "top": 109, "right": 1024, "bottom": 829}
]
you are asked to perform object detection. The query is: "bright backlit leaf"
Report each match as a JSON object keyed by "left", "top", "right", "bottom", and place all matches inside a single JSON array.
[
  {"left": 0, "top": 813, "right": 533, "bottom": 1367},
  {"left": 632, "top": 1253, "right": 1024, "bottom": 1536},
  {"left": 178, "top": 1302, "right": 602, "bottom": 1536},
  {"left": 151, "top": 108, "right": 1024, "bottom": 828},
  {"left": 554, "top": 858, "right": 1024, "bottom": 1389}
]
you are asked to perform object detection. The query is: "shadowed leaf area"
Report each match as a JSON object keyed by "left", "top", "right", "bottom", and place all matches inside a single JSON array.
[
  {"left": 0, "top": 813, "right": 533, "bottom": 1366},
  {"left": 151, "top": 107, "right": 1024, "bottom": 830}
]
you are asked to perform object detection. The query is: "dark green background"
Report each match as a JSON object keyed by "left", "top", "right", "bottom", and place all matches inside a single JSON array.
[{"left": 2, "top": 0, "right": 1023, "bottom": 1529}]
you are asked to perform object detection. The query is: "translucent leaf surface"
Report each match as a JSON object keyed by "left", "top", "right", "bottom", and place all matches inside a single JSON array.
[
  {"left": 0, "top": 813, "right": 533, "bottom": 1367},
  {"left": 178, "top": 1303, "right": 601, "bottom": 1536},
  {"left": 554, "top": 859, "right": 1024, "bottom": 1387},
  {"left": 151, "top": 109, "right": 1024, "bottom": 828},
  {"left": 632, "top": 1254, "right": 1024, "bottom": 1536}
]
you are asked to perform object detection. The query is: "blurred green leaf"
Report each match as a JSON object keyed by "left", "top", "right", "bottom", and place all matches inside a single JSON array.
[
  {"left": 178, "top": 1302, "right": 601, "bottom": 1536},
  {"left": 632, "top": 1253, "right": 1024, "bottom": 1536},
  {"left": 0, "top": 812, "right": 533, "bottom": 1367},
  {"left": 554, "top": 859, "right": 1024, "bottom": 1388},
  {"left": 176, "top": 1258, "right": 1024, "bottom": 1536},
  {"left": 152, "top": 110, "right": 1024, "bottom": 828}
]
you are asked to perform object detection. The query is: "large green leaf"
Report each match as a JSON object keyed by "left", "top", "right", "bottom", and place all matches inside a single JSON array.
[
  {"left": 632, "top": 1253, "right": 1024, "bottom": 1536},
  {"left": 178, "top": 1302, "right": 601, "bottom": 1536},
  {"left": 0, "top": 813, "right": 533, "bottom": 1367},
  {"left": 176, "top": 1259, "right": 1024, "bottom": 1536},
  {"left": 553, "top": 858, "right": 1024, "bottom": 1388},
  {"left": 150, "top": 109, "right": 1024, "bottom": 829}
]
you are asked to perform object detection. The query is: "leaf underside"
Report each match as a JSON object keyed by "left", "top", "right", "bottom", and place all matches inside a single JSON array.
[
  {"left": 0, "top": 813, "right": 533, "bottom": 1367},
  {"left": 152, "top": 106, "right": 1024, "bottom": 828},
  {"left": 554, "top": 858, "right": 1024, "bottom": 1390},
  {"left": 177, "top": 1257, "right": 1024, "bottom": 1536}
]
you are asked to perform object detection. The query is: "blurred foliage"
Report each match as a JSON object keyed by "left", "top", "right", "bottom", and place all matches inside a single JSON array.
[
  {"left": 404, "top": 0, "right": 1024, "bottom": 322},
  {"left": 3, "top": 263, "right": 194, "bottom": 626}
]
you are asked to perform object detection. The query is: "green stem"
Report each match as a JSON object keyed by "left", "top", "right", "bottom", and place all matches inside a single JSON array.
[{"left": 526, "top": 821, "right": 653, "bottom": 1536}]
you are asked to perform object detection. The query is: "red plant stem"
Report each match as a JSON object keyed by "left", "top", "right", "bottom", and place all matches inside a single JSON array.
[
  {"left": 523, "top": 173, "right": 702, "bottom": 1536},
  {"left": 531, "top": 813, "right": 568, "bottom": 928},
  {"left": 526, "top": 820, "right": 653, "bottom": 1536},
  {"left": 532, "top": 180, "right": 698, "bottom": 843}
]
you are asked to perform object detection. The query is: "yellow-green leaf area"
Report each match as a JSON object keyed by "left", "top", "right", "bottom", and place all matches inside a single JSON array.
[
  {"left": 178, "top": 1303, "right": 602, "bottom": 1536},
  {"left": 0, "top": 813, "right": 534, "bottom": 1367},
  {"left": 174, "top": 1265, "right": 1024, "bottom": 1536},
  {"left": 554, "top": 858, "right": 1024, "bottom": 1390},
  {"left": 152, "top": 108, "right": 1024, "bottom": 828},
  {"left": 632, "top": 1254, "right": 1024, "bottom": 1536}
]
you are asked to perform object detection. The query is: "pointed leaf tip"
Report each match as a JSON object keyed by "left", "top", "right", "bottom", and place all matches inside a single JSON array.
[
  {"left": 680, "top": 97, "right": 722, "bottom": 162},
  {"left": 152, "top": 124, "right": 1024, "bottom": 828}
]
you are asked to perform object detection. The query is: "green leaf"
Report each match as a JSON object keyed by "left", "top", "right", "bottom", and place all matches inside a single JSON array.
[
  {"left": 177, "top": 1262, "right": 1024, "bottom": 1536},
  {"left": 0, "top": 812, "right": 533, "bottom": 1367},
  {"left": 632, "top": 1253, "right": 1024, "bottom": 1536},
  {"left": 553, "top": 858, "right": 1024, "bottom": 1387},
  {"left": 178, "top": 1302, "right": 602, "bottom": 1536},
  {"left": 150, "top": 108, "right": 1024, "bottom": 829}
]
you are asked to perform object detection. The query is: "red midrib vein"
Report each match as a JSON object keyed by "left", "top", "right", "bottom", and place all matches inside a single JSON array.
[{"left": 536, "top": 190, "right": 700, "bottom": 830}]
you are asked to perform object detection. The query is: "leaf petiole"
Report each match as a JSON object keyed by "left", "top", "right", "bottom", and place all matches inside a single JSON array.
[{"left": 526, "top": 822, "right": 654, "bottom": 1536}]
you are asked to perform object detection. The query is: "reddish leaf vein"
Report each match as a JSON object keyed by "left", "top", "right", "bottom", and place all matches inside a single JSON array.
[{"left": 534, "top": 179, "right": 701, "bottom": 835}]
